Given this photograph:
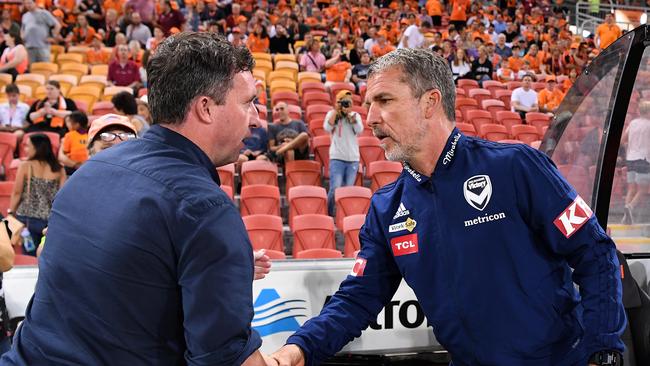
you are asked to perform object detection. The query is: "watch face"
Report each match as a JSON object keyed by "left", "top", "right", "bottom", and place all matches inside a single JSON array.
[{"left": 591, "top": 351, "right": 623, "bottom": 366}]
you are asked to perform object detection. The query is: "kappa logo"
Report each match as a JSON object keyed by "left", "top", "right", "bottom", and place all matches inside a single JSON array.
[
  {"left": 393, "top": 202, "right": 410, "bottom": 219},
  {"left": 553, "top": 195, "right": 593, "bottom": 238},
  {"left": 463, "top": 175, "right": 492, "bottom": 211}
]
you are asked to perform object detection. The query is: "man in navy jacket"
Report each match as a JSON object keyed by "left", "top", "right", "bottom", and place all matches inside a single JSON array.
[
  {"left": 2, "top": 33, "right": 271, "bottom": 365},
  {"left": 272, "top": 49, "right": 626, "bottom": 366}
]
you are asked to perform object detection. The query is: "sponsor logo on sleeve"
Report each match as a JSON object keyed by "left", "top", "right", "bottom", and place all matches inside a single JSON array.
[
  {"left": 392, "top": 202, "right": 410, "bottom": 219},
  {"left": 463, "top": 175, "right": 492, "bottom": 211},
  {"left": 553, "top": 195, "right": 593, "bottom": 238},
  {"left": 390, "top": 233, "right": 419, "bottom": 256},
  {"left": 389, "top": 217, "right": 417, "bottom": 233},
  {"left": 350, "top": 258, "right": 367, "bottom": 277}
]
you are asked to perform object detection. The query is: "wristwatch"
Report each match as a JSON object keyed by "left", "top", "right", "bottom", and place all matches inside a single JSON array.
[{"left": 588, "top": 351, "right": 623, "bottom": 366}]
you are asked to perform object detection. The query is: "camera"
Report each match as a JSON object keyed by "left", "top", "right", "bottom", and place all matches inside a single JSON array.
[{"left": 338, "top": 100, "right": 351, "bottom": 108}]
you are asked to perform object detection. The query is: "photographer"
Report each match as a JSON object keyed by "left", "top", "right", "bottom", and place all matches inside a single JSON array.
[{"left": 323, "top": 91, "right": 364, "bottom": 216}]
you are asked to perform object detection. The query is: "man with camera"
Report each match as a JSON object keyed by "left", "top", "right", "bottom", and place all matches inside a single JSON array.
[{"left": 323, "top": 91, "right": 364, "bottom": 215}]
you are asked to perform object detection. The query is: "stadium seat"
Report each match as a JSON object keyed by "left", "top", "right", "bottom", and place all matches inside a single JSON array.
[
  {"left": 49, "top": 73, "right": 78, "bottom": 92},
  {"left": 455, "top": 89, "right": 466, "bottom": 98},
  {"left": 14, "top": 254, "right": 38, "bottom": 266},
  {"left": 271, "top": 90, "right": 300, "bottom": 107},
  {"left": 482, "top": 80, "right": 506, "bottom": 96},
  {"left": 294, "top": 248, "right": 342, "bottom": 259},
  {"left": 91, "top": 64, "right": 109, "bottom": 76},
  {"left": 73, "top": 99, "right": 89, "bottom": 114},
  {"left": 253, "top": 69, "right": 266, "bottom": 84},
  {"left": 312, "top": 135, "right": 331, "bottom": 178},
  {"left": 334, "top": 186, "right": 372, "bottom": 230},
  {"left": 328, "top": 82, "right": 355, "bottom": 101},
  {"left": 268, "top": 70, "right": 295, "bottom": 84},
  {"left": 102, "top": 86, "right": 132, "bottom": 101},
  {"left": 285, "top": 160, "right": 322, "bottom": 191},
  {"left": 79, "top": 75, "right": 108, "bottom": 91},
  {"left": 506, "top": 81, "right": 523, "bottom": 90},
  {"left": 351, "top": 105, "right": 367, "bottom": 121},
  {"left": 457, "top": 79, "right": 479, "bottom": 95},
  {"left": 90, "top": 101, "right": 115, "bottom": 116},
  {"left": 358, "top": 136, "right": 384, "bottom": 175},
  {"left": 34, "top": 85, "right": 47, "bottom": 100},
  {"left": 252, "top": 52, "right": 272, "bottom": 63},
  {"left": 30, "top": 62, "right": 59, "bottom": 78},
  {"left": 455, "top": 97, "right": 479, "bottom": 121},
  {"left": 297, "top": 72, "right": 321, "bottom": 90},
  {"left": 16, "top": 74, "right": 45, "bottom": 92},
  {"left": 60, "top": 63, "right": 89, "bottom": 80},
  {"left": 243, "top": 214, "right": 284, "bottom": 252},
  {"left": 220, "top": 185, "right": 234, "bottom": 200},
  {"left": 300, "top": 81, "right": 327, "bottom": 96},
  {"left": 494, "top": 89, "right": 513, "bottom": 110},
  {"left": 531, "top": 82, "right": 546, "bottom": 92},
  {"left": 302, "top": 91, "right": 331, "bottom": 109},
  {"left": 241, "top": 160, "right": 278, "bottom": 186},
  {"left": 466, "top": 110, "right": 493, "bottom": 132},
  {"left": 254, "top": 59, "right": 273, "bottom": 80},
  {"left": 479, "top": 124, "right": 509, "bottom": 141},
  {"left": 0, "top": 133, "right": 16, "bottom": 177},
  {"left": 0, "top": 74, "right": 12, "bottom": 89},
  {"left": 270, "top": 79, "right": 296, "bottom": 95},
  {"left": 456, "top": 122, "right": 477, "bottom": 136},
  {"left": 68, "top": 85, "right": 101, "bottom": 110},
  {"left": 56, "top": 52, "right": 84, "bottom": 66},
  {"left": 498, "top": 139, "right": 525, "bottom": 144},
  {"left": 288, "top": 185, "right": 328, "bottom": 229},
  {"left": 481, "top": 99, "right": 507, "bottom": 119},
  {"left": 511, "top": 124, "right": 540, "bottom": 144},
  {"left": 455, "top": 109, "right": 463, "bottom": 123},
  {"left": 0, "top": 180, "right": 11, "bottom": 214},
  {"left": 468, "top": 88, "right": 492, "bottom": 107},
  {"left": 274, "top": 61, "right": 299, "bottom": 80},
  {"left": 240, "top": 184, "right": 281, "bottom": 216},
  {"left": 306, "top": 104, "right": 333, "bottom": 123},
  {"left": 216, "top": 163, "right": 235, "bottom": 189},
  {"left": 495, "top": 111, "right": 522, "bottom": 134},
  {"left": 255, "top": 103, "right": 267, "bottom": 120},
  {"left": 292, "top": 214, "right": 336, "bottom": 255},
  {"left": 525, "top": 112, "right": 552, "bottom": 135},
  {"left": 308, "top": 118, "right": 327, "bottom": 137},
  {"left": 264, "top": 249, "right": 287, "bottom": 260},
  {"left": 343, "top": 214, "right": 366, "bottom": 258},
  {"left": 367, "top": 161, "right": 402, "bottom": 192},
  {"left": 67, "top": 46, "right": 89, "bottom": 63},
  {"left": 274, "top": 53, "right": 298, "bottom": 65}
]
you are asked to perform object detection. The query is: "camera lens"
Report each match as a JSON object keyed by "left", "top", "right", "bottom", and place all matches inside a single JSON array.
[{"left": 340, "top": 100, "right": 351, "bottom": 108}]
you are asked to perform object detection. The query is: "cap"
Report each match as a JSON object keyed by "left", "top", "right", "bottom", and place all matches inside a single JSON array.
[
  {"left": 170, "top": 27, "right": 180, "bottom": 35},
  {"left": 336, "top": 90, "right": 352, "bottom": 102},
  {"left": 88, "top": 114, "right": 137, "bottom": 146},
  {"left": 545, "top": 75, "right": 556, "bottom": 82}
]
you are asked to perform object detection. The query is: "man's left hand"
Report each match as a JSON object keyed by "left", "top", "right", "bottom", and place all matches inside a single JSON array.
[{"left": 254, "top": 249, "right": 272, "bottom": 280}]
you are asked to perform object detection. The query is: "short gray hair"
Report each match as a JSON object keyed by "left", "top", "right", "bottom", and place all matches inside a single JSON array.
[{"left": 368, "top": 48, "right": 456, "bottom": 122}]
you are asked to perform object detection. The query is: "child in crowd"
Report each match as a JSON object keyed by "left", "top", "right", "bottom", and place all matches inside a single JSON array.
[{"left": 58, "top": 111, "right": 89, "bottom": 175}]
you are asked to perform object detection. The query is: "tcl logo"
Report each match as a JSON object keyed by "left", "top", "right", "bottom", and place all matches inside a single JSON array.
[
  {"left": 390, "top": 234, "right": 419, "bottom": 256},
  {"left": 350, "top": 258, "right": 367, "bottom": 277},
  {"left": 554, "top": 195, "right": 593, "bottom": 238}
]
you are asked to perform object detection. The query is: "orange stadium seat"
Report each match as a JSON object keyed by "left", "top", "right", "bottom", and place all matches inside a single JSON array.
[
  {"left": 481, "top": 99, "right": 507, "bottom": 119},
  {"left": 367, "top": 160, "right": 402, "bottom": 193},
  {"left": 292, "top": 214, "right": 336, "bottom": 255},
  {"left": 300, "top": 81, "right": 327, "bottom": 96},
  {"left": 306, "top": 105, "right": 333, "bottom": 123},
  {"left": 252, "top": 52, "right": 272, "bottom": 63},
  {"left": 308, "top": 118, "right": 327, "bottom": 137},
  {"left": 468, "top": 88, "right": 492, "bottom": 107},
  {"left": 334, "top": 186, "right": 372, "bottom": 230},
  {"left": 455, "top": 97, "right": 479, "bottom": 121},
  {"left": 358, "top": 136, "right": 385, "bottom": 175},
  {"left": 270, "top": 79, "right": 297, "bottom": 94},
  {"left": 91, "top": 64, "right": 109, "bottom": 76},
  {"left": 49, "top": 73, "right": 78, "bottom": 92},
  {"left": 56, "top": 52, "right": 84, "bottom": 66},
  {"left": 495, "top": 111, "right": 522, "bottom": 134},
  {"left": 482, "top": 80, "right": 506, "bottom": 96},
  {"left": 557, "top": 165, "right": 591, "bottom": 199},
  {"left": 79, "top": 75, "right": 108, "bottom": 91},
  {"left": 494, "top": 89, "right": 513, "bottom": 110},
  {"left": 511, "top": 124, "right": 541, "bottom": 145},
  {"left": 216, "top": 163, "right": 236, "bottom": 189},
  {"left": 302, "top": 91, "right": 331, "bottom": 109},
  {"left": 343, "top": 214, "right": 366, "bottom": 258},
  {"left": 271, "top": 90, "right": 300, "bottom": 107},
  {"left": 68, "top": 85, "right": 101, "bottom": 110},
  {"left": 457, "top": 79, "right": 480, "bottom": 95},
  {"left": 466, "top": 109, "right": 493, "bottom": 132},
  {"left": 525, "top": 112, "right": 552, "bottom": 135},
  {"left": 102, "top": 86, "right": 132, "bottom": 101},
  {"left": 265, "top": 249, "right": 287, "bottom": 260},
  {"left": 274, "top": 53, "right": 298, "bottom": 65},
  {"left": 498, "top": 139, "right": 525, "bottom": 144},
  {"left": 0, "top": 181, "right": 12, "bottom": 215},
  {"left": 285, "top": 160, "right": 321, "bottom": 191},
  {"left": 30, "top": 62, "right": 59, "bottom": 78},
  {"left": 312, "top": 135, "right": 331, "bottom": 178},
  {"left": 60, "top": 63, "right": 89, "bottom": 80},
  {"left": 506, "top": 81, "right": 523, "bottom": 90},
  {"left": 241, "top": 160, "right": 278, "bottom": 186},
  {"left": 268, "top": 70, "right": 295, "bottom": 84},
  {"left": 220, "top": 185, "right": 234, "bottom": 201},
  {"left": 16, "top": 74, "right": 46, "bottom": 91},
  {"left": 288, "top": 185, "right": 327, "bottom": 229},
  {"left": 328, "top": 82, "right": 355, "bottom": 101},
  {"left": 240, "top": 184, "right": 281, "bottom": 217},
  {"left": 456, "top": 122, "right": 477, "bottom": 136},
  {"left": 91, "top": 101, "right": 115, "bottom": 115},
  {"left": 275, "top": 61, "right": 299, "bottom": 79},
  {"left": 294, "top": 248, "right": 342, "bottom": 259},
  {"left": 480, "top": 124, "right": 509, "bottom": 142},
  {"left": 243, "top": 214, "right": 284, "bottom": 252},
  {"left": 0, "top": 73, "right": 12, "bottom": 89},
  {"left": 455, "top": 109, "right": 463, "bottom": 123}
]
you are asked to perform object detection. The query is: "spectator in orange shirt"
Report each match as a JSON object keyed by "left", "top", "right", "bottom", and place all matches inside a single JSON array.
[
  {"left": 324, "top": 45, "right": 352, "bottom": 83},
  {"left": 562, "top": 68, "right": 578, "bottom": 92},
  {"left": 496, "top": 58, "right": 515, "bottom": 82},
  {"left": 595, "top": 13, "right": 622, "bottom": 50},
  {"left": 371, "top": 31, "right": 395, "bottom": 57},
  {"left": 523, "top": 44, "right": 541, "bottom": 73},
  {"left": 425, "top": 0, "right": 442, "bottom": 26},
  {"left": 68, "top": 14, "right": 96, "bottom": 45},
  {"left": 86, "top": 33, "right": 109, "bottom": 65},
  {"left": 246, "top": 23, "right": 270, "bottom": 53},
  {"left": 537, "top": 76, "right": 564, "bottom": 114},
  {"left": 59, "top": 111, "right": 89, "bottom": 175},
  {"left": 450, "top": 0, "right": 469, "bottom": 31},
  {"left": 508, "top": 45, "right": 524, "bottom": 72},
  {"left": 103, "top": 0, "right": 124, "bottom": 17}
]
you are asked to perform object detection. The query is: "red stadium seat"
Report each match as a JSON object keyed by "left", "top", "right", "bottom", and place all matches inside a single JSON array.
[
  {"left": 240, "top": 184, "right": 281, "bottom": 216},
  {"left": 511, "top": 124, "right": 540, "bottom": 145},
  {"left": 466, "top": 110, "right": 493, "bottom": 132},
  {"left": 264, "top": 249, "right": 287, "bottom": 260},
  {"left": 14, "top": 254, "right": 37, "bottom": 266},
  {"left": 456, "top": 122, "right": 477, "bottom": 136},
  {"left": 285, "top": 160, "right": 322, "bottom": 191},
  {"left": 480, "top": 123, "right": 509, "bottom": 141},
  {"left": 243, "top": 214, "right": 284, "bottom": 252},
  {"left": 358, "top": 136, "right": 385, "bottom": 175},
  {"left": 481, "top": 99, "right": 507, "bottom": 120},
  {"left": 468, "top": 88, "right": 492, "bottom": 107},
  {"left": 455, "top": 97, "right": 479, "bottom": 121},
  {"left": 498, "top": 139, "right": 525, "bottom": 144},
  {"left": 328, "top": 82, "right": 355, "bottom": 101},
  {"left": 312, "top": 135, "right": 331, "bottom": 178},
  {"left": 308, "top": 118, "right": 327, "bottom": 137},
  {"left": 91, "top": 101, "right": 115, "bottom": 115},
  {"left": 482, "top": 80, "right": 506, "bottom": 97},
  {"left": 288, "top": 185, "right": 328, "bottom": 229},
  {"left": 300, "top": 82, "right": 327, "bottom": 96},
  {"left": 455, "top": 109, "right": 463, "bottom": 123},
  {"left": 457, "top": 79, "right": 479, "bottom": 95},
  {"left": 302, "top": 91, "right": 331, "bottom": 109},
  {"left": 292, "top": 214, "right": 336, "bottom": 255},
  {"left": 220, "top": 185, "right": 234, "bottom": 200},
  {"left": 351, "top": 105, "right": 367, "bottom": 121},
  {"left": 525, "top": 112, "right": 552, "bottom": 135},
  {"left": 0, "top": 181, "right": 13, "bottom": 215},
  {"left": 531, "top": 82, "right": 546, "bottom": 92},
  {"left": 0, "top": 132, "right": 16, "bottom": 177},
  {"left": 216, "top": 163, "right": 235, "bottom": 189},
  {"left": 343, "top": 214, "right": 366, "bottom": 258},
  {"left": 494, "top": 89, "right": 513, "bottom": 110},
  {"left": 294, "top": 248, "right": 343, "bottom": 259},
  {"left": 494, "top": 111, "right": 522, "bottom": 134},
  {"left": 271, "top": 91, "right": 300, "bottom": 107},
  {"left": 506, "top": 81, "right": 523, "bottom": 90},
  {"left": 240, "top": 160, "right": 278, "bottom": 187},
  {"left": 367, "top": 160, "right": 402, "bottom": 193},
  {"left": 335, "top": 186, "right": 372, "bottom": 230},
  {"left": 306, "top": 105, "right": 333, "bottom": 123}
]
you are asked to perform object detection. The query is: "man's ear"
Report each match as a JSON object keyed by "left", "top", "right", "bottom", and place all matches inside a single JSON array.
[
  {"left": 192, "top": 96, "right": 217, "bottom": 125},
  {"left": 423, "top": 89, "right": 442, "bottom": 119}
]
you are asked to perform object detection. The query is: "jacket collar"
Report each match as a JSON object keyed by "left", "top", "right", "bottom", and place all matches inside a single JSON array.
[
  {"left": 403, "top": 127, "right": 463, "bottom": 186},
  {"left": 142, "top": 124, "right": 221, "bottom": 185}
]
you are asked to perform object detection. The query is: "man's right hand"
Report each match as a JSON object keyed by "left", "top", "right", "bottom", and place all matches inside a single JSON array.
[{"left": 271, "top": 344, "right": 305, "bottom": 366}]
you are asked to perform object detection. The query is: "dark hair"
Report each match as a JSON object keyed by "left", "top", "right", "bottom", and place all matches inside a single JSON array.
[
  {"left": 111, "top": 91, "right": 138, "bottom": 115},
  {"left": 7, "top": 28, "right": 22, "bottom": 45},
  {"left": 146, "top": 32, "right": 254, "bottom": 125},
  {"left": 47, "top": 80, "right": 61, "bottom": 89},
  {"left": 28, "top": 134, "right": 62, "bottom": 172},
  {"left": 66, "top": 110, "right": 88, "bottom": 129},
  {"left": 5, "top": 83, "right": 19, "bottom": 95}
]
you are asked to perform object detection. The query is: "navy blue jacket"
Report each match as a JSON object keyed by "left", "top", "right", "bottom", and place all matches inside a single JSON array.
[
  {"left": 2, "top": 125, "right": 261, "bottom": 365},
  {"left": 287, "top": 129, "right": 626, "bottom": 366}
]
